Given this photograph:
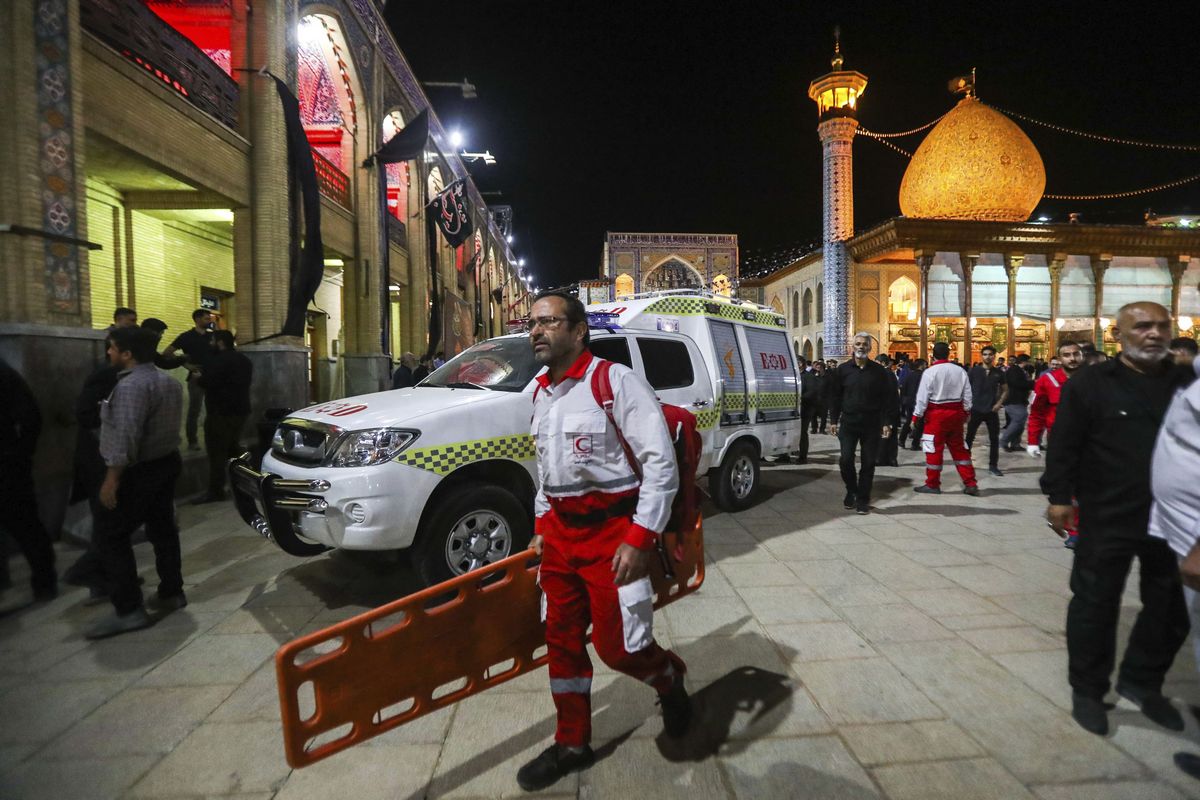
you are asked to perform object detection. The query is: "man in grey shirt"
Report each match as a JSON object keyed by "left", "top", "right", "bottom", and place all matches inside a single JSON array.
[{"left": 88, "top": 326, "right": 185, "bottom": 639}]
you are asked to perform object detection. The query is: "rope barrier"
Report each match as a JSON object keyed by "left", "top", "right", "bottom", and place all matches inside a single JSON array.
[{"left": 987, "top": 103, "right": 1200, "bottom": 152}]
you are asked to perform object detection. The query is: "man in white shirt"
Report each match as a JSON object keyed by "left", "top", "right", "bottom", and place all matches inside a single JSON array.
[
  {"left": 912, "top": 341, "right": 979, "bottom": 495},
  {"left": 519, "top": 291, "right": 689, "bottom": 792},
  {"left": 1150, "top": 344, "right": 1200, "bottom": 779}
]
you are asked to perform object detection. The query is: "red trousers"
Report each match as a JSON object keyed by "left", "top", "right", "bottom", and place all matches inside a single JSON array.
[
  {"left": 920, "top": 403, "right": 977, "bottom": 489},
  {"left": 540, "top": 515, "right": 685, "bottom": 747}
]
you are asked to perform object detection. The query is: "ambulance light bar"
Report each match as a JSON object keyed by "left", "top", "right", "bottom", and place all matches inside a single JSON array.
[{"left": 587, "top": 312, "right": 621, "bottom": 329}]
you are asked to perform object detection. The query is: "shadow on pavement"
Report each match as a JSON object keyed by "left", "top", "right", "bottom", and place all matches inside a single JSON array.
[
  {"left": 655, "top": 665, "right": 795, "bottom": 762},
  {"left": 404, "top": 619, "right": 797, "bottom": 799},
  {"left": 882, "top": 504, "right": 1018, "bottom": 517}
]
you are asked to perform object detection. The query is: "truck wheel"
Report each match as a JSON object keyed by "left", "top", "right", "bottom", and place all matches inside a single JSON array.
[
  {"left": 710, "top": 439, "right": 759, "bottom": 511},
  {"left": 417, "top": 486, "right": 531, "bottom": 586}
]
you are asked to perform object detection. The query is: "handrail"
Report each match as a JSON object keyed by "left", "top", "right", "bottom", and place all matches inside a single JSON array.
[{"left": 310, "top": 149, "right": 351, "bottom": 208}]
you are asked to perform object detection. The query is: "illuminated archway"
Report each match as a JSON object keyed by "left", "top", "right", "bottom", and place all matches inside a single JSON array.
[
  {"left": 712, "top": 273, "right": 732, "bottom": 297},
  {"left": 643, "top": 257, "right": 702, "bottom": 292},
  {"left": 769, "top": 294, "right": 784, "bottom": 315},
  {"left": 615, "top": 273, "right": 634, "bottom": 299},
  {"left": 888, "top": 276, "right": 918, "bottom": 321},
  {"left": 297, "top": 13, "right": 365, "bottom": 174},
  {"left": 381, "top": 110, "right": 412, "bottom": 221},
  {"left": 803, "top": 339, "right": 814, "bottom": 361}
]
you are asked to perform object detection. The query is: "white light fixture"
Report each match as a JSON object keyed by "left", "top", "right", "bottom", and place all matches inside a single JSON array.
[
  {"left": 297, "top": 17, "right": 324, "bottom": 47},
  {"left": 388, "top": 284, "right": 401, "bottom": 291},
  {"left": 1099, "top": 317, "right": 1111, "bottom": 328},
  {"left": 1054, "top": 318, "right": 1066, "bottom": 330},
  {"left": 449, "top": 129, "right": 465, "bottom": 148},
  {"left": 1012, "top": 316, "right": 1022, "bottom": 328},
  {"left": 1181, "top": 219, "right": 1192, "bottom": 228},
  {"left": 323, "top": 258, "right": 344, "bottom": 268},
  {"left": 969, "top": 316, "right": 978, "bottom": 328},
  {"left": 506, "top": 234, "right": 514, "bottom": 244},
  {"left": 1179, "top": 315, "right": 1195, "bottom": 330},
  {"left": 518, "top": 257, "right": 526, "bottom": 267},
  {"left": 1037, "top": 215, "right": 1050, "bottom": 223}
]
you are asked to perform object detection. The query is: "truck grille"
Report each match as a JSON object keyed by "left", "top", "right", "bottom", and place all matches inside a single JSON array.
[{"left": 271, "top": 419, "right": 339, "bottom": 466}]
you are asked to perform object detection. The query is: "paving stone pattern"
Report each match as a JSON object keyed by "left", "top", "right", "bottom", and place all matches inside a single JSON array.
[{"left": 1, "top": 439, "right": 1197, "bottom": 799}]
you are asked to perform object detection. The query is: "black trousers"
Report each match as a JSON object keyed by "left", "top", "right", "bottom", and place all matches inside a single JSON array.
[
  {"left": 837, "top": 415, "right": 880, "bottom": 504},
  {"left": 95, "top": 452, "right": 183, "bottom": 614},
  {"left": 0, "top": 456, "right": 56, "bottom": 593},
  {"left": 1067, "top": 531, "right": 1189, "bottom": 698},
  {"left": 810, "top": 403, "right": 827, "bottom": 433},
  {"left": 204, "top": 413, "right": 247, "bottom": 495},
  {"left": 798, "top": 406, "right": 815, "bottom": 460},
  {"left": 965, "top": 411, "right": 1001, "bottom": 469}
]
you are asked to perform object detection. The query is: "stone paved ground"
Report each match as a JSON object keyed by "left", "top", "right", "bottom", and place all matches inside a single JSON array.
[{"left": 1, "top": 437, "right": 1198, "bottom": 799}]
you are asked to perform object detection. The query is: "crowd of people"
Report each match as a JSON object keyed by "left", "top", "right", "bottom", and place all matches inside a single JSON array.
[{"left": 0, "top": 306, "right": 253, "bottom": 639}]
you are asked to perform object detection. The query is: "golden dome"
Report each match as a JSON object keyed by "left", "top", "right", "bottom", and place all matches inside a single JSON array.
[{"left": 899, "top": 97, "right": 1045, "bottom": 222}]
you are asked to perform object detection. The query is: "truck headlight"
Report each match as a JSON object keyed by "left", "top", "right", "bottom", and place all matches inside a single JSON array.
[{"left": 327, "top": 429, "right": 418, "bottom": 467}]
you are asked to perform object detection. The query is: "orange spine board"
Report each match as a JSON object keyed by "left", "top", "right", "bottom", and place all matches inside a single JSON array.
[{"left": 275, "top": 516, "right": 705, "bottom": 768}]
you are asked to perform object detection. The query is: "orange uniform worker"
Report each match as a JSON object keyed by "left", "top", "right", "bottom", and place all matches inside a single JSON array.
[
  {"left": 912, "top": 341, "right": 979, "bottom": 495},
  {"left": 519, "top": 291, "right": 690, "bottom": 793}
]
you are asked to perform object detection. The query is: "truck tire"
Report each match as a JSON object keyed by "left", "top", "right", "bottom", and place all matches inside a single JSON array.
[
  {"left": 710, "top": 439, "right": 759, "bottom": 511},
  {"left": 416, "top": 485, "right": 532, "bottom": 586}
]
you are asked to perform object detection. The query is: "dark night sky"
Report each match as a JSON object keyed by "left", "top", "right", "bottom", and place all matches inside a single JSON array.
[{"left": 386, "top": 1, "right": 1200, "bottom": 288}]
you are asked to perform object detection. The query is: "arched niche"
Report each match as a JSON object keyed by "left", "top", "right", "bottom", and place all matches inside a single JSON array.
[
  {"left": 615, "top": 273, "right": 634, "bottom": 299},
  {"left": 297, "top": 12, "right": 366, "bottom": 174},
  {"left": 381, "top": 109, "right": 412, "bottom": 221},
  {"left": 643, "top": 257, "right": 702, "bottom": 292},
  {"left": 888, "top": 276, "right": 918, "bottom": 321},
  {"left": 769, "top": 294, "right": 784, "bottom": 315},
  {"left": 816, "top": 283, "right": 824, "bottom": 323},
  {"left": 803, "top": 288, "right": 814, "bottom": 326}
]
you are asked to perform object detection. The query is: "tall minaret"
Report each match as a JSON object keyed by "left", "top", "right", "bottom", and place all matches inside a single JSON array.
[{"left": 807, "top": 33, "right": 867, "bottom": 359}]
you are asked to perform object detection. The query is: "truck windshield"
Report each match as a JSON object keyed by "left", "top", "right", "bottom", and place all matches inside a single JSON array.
[{"left": 420, "top": 337, "right": 541, "bottom": 392}]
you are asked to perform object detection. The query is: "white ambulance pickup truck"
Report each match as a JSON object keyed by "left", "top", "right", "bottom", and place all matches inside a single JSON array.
[{"left": 229, "top": 290, "right": 801, "bottom": 585}]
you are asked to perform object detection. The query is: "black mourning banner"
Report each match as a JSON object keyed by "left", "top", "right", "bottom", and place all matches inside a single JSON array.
[
  {"left": 270, "top": 76, "right": 324, "bottom": 338},
  {"left": 431, "top": 180, "right": 473, "bottom": 248},
  {"left": 362, "top": 108, "right": 429, "bottom": 167}
]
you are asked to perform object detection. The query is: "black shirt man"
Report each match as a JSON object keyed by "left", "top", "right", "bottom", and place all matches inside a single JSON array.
[
  {"left": 966, "top": 346, "right": 1009, "bottom": 475},
  {"left": 195, "top": 331, "right": 253, "bottom": 503},
  {"left": 829, "top": 334, "right": 900, "bottom": 514},
  {"left": 1001, "top": 355, "right": 1034, "bottom": 451},
  {"left": 162, "top": 309, "right": 215, "bottom": 449},
  {"left": 1041, "top": 301, "right": 1194, "bottom": 736}
]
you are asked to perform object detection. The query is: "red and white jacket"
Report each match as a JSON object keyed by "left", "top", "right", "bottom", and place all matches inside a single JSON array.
[
  {"left": 913, "top": 360, "right": 973, "bottom": 421},
  {"left": 1028, "top": 368, "right": 1068, "bottom": 446},
  {"left": 532, "top": 351, "right": 678, "bottom": 550}
]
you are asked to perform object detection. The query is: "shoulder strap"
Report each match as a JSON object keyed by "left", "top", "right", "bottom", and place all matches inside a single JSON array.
[{"left": 590, "top": 360, "right": 642, "bottom": 480}]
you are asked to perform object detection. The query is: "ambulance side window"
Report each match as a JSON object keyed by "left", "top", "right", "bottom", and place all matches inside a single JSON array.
[
  {"left": 589, "top": 337, "right": 632, "bottom": 368},
  {"left": 636, "top": 338, "right": 694, "bottom": 390}
]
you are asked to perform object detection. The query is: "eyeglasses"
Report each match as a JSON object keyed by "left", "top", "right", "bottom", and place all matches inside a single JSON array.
[{"left": 525, "top": 316, "right": 567, "bottom": 332}]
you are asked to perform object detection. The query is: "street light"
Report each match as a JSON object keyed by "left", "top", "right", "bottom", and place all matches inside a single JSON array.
[
  {"left": 449, "top": 129, "right": 465, "bottom": 148},
  {"left": 422, "top": 79, "right": 478, "bottom": 100}
]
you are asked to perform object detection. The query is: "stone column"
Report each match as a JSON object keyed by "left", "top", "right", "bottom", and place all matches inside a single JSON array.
[
  {"left": 960, "top": 253, "right": 977, "bottom": 363},
  {"left": 1048, "top": 254, "right": 1065, "bottom": 352},
  {"left": 1091, "top": 254, "right": 1111, "bottom": 347},
  {"left": 1170, "top": 255, "right": 1189, "bottom": 326},
  {"left": 817, "top": 116, "right": 858, "bottom": 359},
  {"left": 915, "top": 251, "right": 933, "bottom": 360},
  {"left": 234, "top": 0, "right": 309, "bottom": 417},
  {"left": 1005, "top": 254, "right": 1023, "bottom": 357}
]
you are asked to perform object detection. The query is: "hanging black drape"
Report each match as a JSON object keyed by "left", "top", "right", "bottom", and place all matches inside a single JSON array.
[{"left": 271, "top": 76, "right": 324, "bottom": 338}]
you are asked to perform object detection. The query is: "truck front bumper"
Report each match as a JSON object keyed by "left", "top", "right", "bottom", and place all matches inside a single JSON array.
[{"left": 228, "top": 455, "right": 333, "bottom": 556}]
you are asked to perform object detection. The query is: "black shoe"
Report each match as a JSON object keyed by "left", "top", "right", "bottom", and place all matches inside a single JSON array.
[
  {"left": 1072, "top": 692, "right": 1109, "bottom": 736},
  {"left": 1174, "top": 752, "right": 1200, "bottom": 780},
  {"left": 148, "top": 592, "right": 188, "bottom": 615},
  {"left": 843, "top": 492, "right": 857, "bottom": 509},
  {"left": 1117, "top": 683, "right": 1185, "bottom": 731},
  {"left": 914, "top": 485, "right": 941, "bottom": 494},
  {"left": 855, "top": 504, "right": 870, "bottom": 515},
  {"left": 516, "top": 744, "right": 595, "bottom": 792},
  {"left": 795, "top": 458, "right": 808, "bottom": 464},
  {"left": 989, "top": 467, "right": 1004, "bottom": 477},
  {"left": 658, "top": 674, "right": 692, "bottom": 738},
  {"left": 963, "top": 486, "right": 980, "bottom": 496}
]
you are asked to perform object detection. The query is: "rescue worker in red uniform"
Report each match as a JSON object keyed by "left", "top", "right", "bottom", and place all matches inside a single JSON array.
[
  {"left": 519, "top": 291, "right": 690, "bottom": 792},
  {"left": 912, "top": 341, "right": 979, "bottom": 495},
  {"left": 1028, "top": 340, "right": 1085, "bottom": 547},
  {"left": 1028, "top": 341, "right": 1084, "bottom": 456}
]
